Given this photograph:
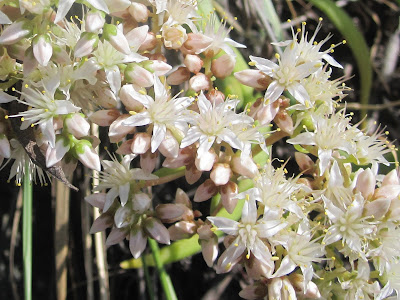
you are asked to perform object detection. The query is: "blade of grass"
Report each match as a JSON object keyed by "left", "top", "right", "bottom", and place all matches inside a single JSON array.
[
  {"left": 306, "top": 0, "right": 373, "bottom": 127},
  {"left": 22, "top": 161, "right": 32, "bottom": 300}
]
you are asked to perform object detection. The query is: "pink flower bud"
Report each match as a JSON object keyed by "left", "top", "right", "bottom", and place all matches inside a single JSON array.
[
  {"left": 85, "top": 10, "right": 105, "bottom": 33},
  {"left": 185, "top": 163, "right": 202, "bottom": 184},
  {"left": 85, "top": 193, "right": 107, "bottom": 209},
  {"left": 234, "top": 69, "right": 272, "bottom": 90},
  {"left": 138, "top": 32, "right": 157, "bottom": 51},
  {"left": 75, "top": 140, "right": 101, "bottom": 171},
  {"left": 109, "top": 115, "right": 136, "bottom": 143},
  {"left": 183, "top": 33, "right": 213, "bottom": 54},
  {"left": 89, "top": 109, "right": 120, "bottom": 126},
  {"left": 148, "top": 60, "right": 172, "bottom": 76},
  {"left": 169, "top": 221, "right": 197, "bottom": 240},
  {"left": 184, "top": 54, "right": 203, "bottom": 74},
  {"left": 0, "top": 134, "right": 10, "bottom": 158},
  {"left": 206, "top": 89, "right": 225, "bottom": 105},
  {"left": 119, "top": 84, "right": 144, "bottom": 111},
  {"left": 231, "top": 156, "right": 258, "bottom": 178},
  {"left": 116, "top": 139, "right": 134, "bottom": 155},
  {"left": 156, "top": 203, "right": 186, "bottom": 223},
  {"left": 167, "top": 67, "right": 190, "bottom": 85},
  {"left": 103, "top": 23, "right": 131, "bottom": 55},
  {"left": 74, "top": 32, "right": 99, "bottom": 58},
  {"left": 162, "top": 24, "right": 187, "bottom": 49},
  {"left": 210, "top": 163, "right": 232, "bottom": 186},
  {"left": 289, "top": 273, "right": 321, "bottom": 299},
  {"left": 0, "top": 21, "right": 30, "bottom": 45},
  {"left": 220, "top": 181, "right": 238, "bottom": 213},
  {"left": 131, "top": 132, "right": 151, "bottom": 154},
  {"left": 274, "top": 110, "right": 294, "bottom": 134},
  {"left": 45, "top": 137, "right": 70, "bottom": 167},
  {"left": 96, "top": 86, "right": 118, "bottom": 108},
  {"left": 158, "top": 131, "right": 179, "bottom": 158},
  {"left": 144, "top": 217, "right": 170, "bottom": 245},
  {"left": 195, "top": 148, "right": 217, "bottom": 171},
  {"left": 364, "top": 198, "right": 391, "bottom": 219},
  {"left": 32, "top": 34, "right": 52, "bottom": 66},
  {"left": 194, "top": 179, "right": 218, "bottom": 202},
  {"left": 140, "top": 151, "right": 158, "bottom": 174},
  {"left": 125, "top": 63, "right": 154, "bottom": 87},
  {"left": 211, "top": 54, "right": 235, "bottom": 79},
  {"left": 355, "top": 168, "right": 375, "bottom": 200},
  {"left": 382, "top": 169, "right": 399, "bottom": 186},
  {"left": 295, "top": 152, "right": 314, "bottom": 174},
  {"left": 128, "top": 2, "right": 149, "bottom": 23},
  {"left": 65, "top": 113, "right": 90, "bottom": 138},
  {"left": 189, "top": 72, "right": 211, "bottom": 92},
  {"left": 175, "top": 188, "right": 191, "bottom": 208}
]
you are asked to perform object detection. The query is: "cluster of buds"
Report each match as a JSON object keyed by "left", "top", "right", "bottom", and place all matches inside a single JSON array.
[{"left": 0, "top": 1, "right": 399, "bottom": 300}]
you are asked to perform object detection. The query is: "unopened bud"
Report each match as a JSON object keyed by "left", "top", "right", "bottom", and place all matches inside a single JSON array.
[
  {"left": 231, "top": 155, "right": 258, "bottom": 178},
  {"left": 85, "top": 10, "right": 105, "bottom": 32},
  {"left": 119, "top": 84, "right": 144, "bottom": 111},
  {"left": 0, "top": 21, "right": 30, "bottom": 45},
  {"left": 128, "top": 2, "right": 149, "bottom": 23},
  {"left": 138, "top": 32, "right": 157, "bottom": 51},
  {"left": 189, "top": 72, "right": 211, "bottom": 92},
  {"left": 184, "top": 54, "right": 203, "bottom": 74},
  {"left": 74, "top": 32, "right": 99, "bottom": 57},
  {"left": 234, "top": 69, "right": 272, "bottom": 90},
  {"left": 156, "top": 203, "right": 186, "bottom": 223},
  {"left": 355, "top": 168, "right": 375, "bottom": 199},
  {"left": 220, "top": 181, "right": 238, "bottom": 213},
  {"left": 32, "top": 34, "right": 52, "bottom": 66},
  {"left": 167, "top": 67, "right": 191, "bottom": 85},
  {"left": 210, "top": 163, "right": 232, "bottom": 186},
  {"left": 183, "top": 33, "right": 212, "bottom": 53},
  {"left": 194, "top": 179, "right": 218, "bottom": 202},
  {"left": 211, "top": 54, "right": 235, "bottom": 79},
  {"left": 109, "top": 115, "right": 136, "bottom": 143},
  {"left": 274, "top": 110, "right": 294, "bottom": 134},
  {"left": 74, "top": 140, "right": 101, "bottom": 171},
  {"left": 295, "top": 152, "right": 314, "bottom": 173},
  {"left": 65, "top": 113, "right": 90, "bottom": 138},
  {"left": 89, "top": 109, "right": 120, "bottom": 126},
  {"left": 205, "top": 89, "right": 225, "bottom": 105},
  {"left": 125, "top": 63, "right": 154, "bottom": 87},
  {"left": 103, "top": 23, "right": 131, "bottom": 55},
  {"left": 131, "top": 132, "right": 151, "bottom": 154}
]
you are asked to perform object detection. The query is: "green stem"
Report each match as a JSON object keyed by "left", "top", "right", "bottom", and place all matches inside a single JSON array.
[
  {"left": 22, "top": 161, "right": 32, "bottom": 300},
  {"left": 141, "top": 254, "right": 155, "bottom": 300},
  {"left": 148, "top": 238, "right": 177, "bottom": 300}
]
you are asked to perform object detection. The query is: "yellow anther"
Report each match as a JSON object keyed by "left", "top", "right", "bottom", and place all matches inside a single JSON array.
[
  {"left": 248, "top": 61, "right": 256, "bottom": 66},
  {"left": 21, "top": 117, "right": 25, "bottom": 121},
  {"left": 319, "top": 17, "right": 323, "bottom": 21},
  {"left": 4, "top": 115, "right": 8, "bottom": 119},
  {"left": 342, "top": 40, "right": 347, "bottom": 44},
  {"left": 287, "top": 19, "right": 292, "bottom": 23},
  {"left": 275, "top": 53, "right": 280, "bottom": 59},
  {"left": 139, "top": 90, "right": 147, "bottom": 95},
  {"left": 156, "top": 34, "right": 162, "bottom": 39},
  {"left": 129, "top": 111, "right": 137, "bottom": 115},
  {"left": 25, "top": 84, "right": 29, "bottom": 88}
]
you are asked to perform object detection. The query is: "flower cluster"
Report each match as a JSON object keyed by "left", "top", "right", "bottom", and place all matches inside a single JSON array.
[{"left": 0, "top": 1, "right": 398, "bottom": 300}]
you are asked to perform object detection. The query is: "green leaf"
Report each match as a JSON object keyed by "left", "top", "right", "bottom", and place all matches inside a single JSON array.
[{"left": 306, "top": 0, "right": 372, "bottom": 126}]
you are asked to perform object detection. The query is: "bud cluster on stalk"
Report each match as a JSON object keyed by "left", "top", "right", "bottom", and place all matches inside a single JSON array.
[{"left": 0, "top": 2, "right": 398, "bottom": 300}]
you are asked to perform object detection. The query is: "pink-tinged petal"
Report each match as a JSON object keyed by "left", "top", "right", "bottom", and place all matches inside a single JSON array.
[
  {"left": 109, "top": 115, "right": 136, "bottom": 143},
  {"left": 200, "top": 237, "right": 219, "bottom": 267},
  {"left": 382, "top": 169, "right": 399, "bottom": 186},
  {"left": 218, "top": 129, "right": 242, "bottom": 150},
  {"left": 197, "top": 135, "right": 215, "bottom": 158},
  {"left": 54, "top": 100, "right": 81, "bottom": 115},
  {"left": 318, "top": 149, "right": 332, "bottom": 175},
  {"left": 129, "top": 228, "right": 147, "bottom": 259},
  {"left": 287, "top": 83, "right": 309, "bottom": 105},
  {"left": 374, "top": 185, "right": 400, "bottom": 200},
  {"left": 130, "top": 169, "right": 158, "bottom": 181},
  {"left": 249, "top": 56, "right": 277, "bottom": 75},
  {"left": 144, "top": 217, "right": 170, "bottom": 245},
  {"left": 216, "top": 241, "right": 245, "bottom": 273},
  {"left": 321, "top": 195, "right": 343, "bottom": 222},
  {"left": 264, "top": 81, "right": 284, "bottom": 103},
  {"left": 185, "top": 165, "right": 202, "bottom": 184},
  {"left": 197, "top": 92, "right": 212, "bottom": 113},
  {"left": 364, "top": 198, "right": 391, "bottom": 219},
  {"left": 153, "top": 75, "right": 168, "bottom": 100},
  {"left": 207, "top": 216, "right": 239, "bottom": 235},
  {"left": 54, "top": 0, "right": 75, "bottom": 23},
  {"left": 90, "top": 214, "right": 113, "bottom": 233},
  {"left": 45, "top": 138, "right": 70, "bottom": 167},
  {"left": 210, "top": 163, "right": 231, "bottom": 186},
  {"left": 195, "top": 149, "right": 217, "bottom": 171},
  {"left": 114, "top": 206, "right": 131, "bottom": 228},
  {"left": 119, "top": 182, "right": 130, "bottom": 206},
  {"left": 86, "top": 0, "right": 109, "bottom": 13},
  {"left": 104, "top": 187, "right": 118, "bottom": 212},
  {"left": 132, "top": 192, "right": 151, "bottom": 213},
  {"left": 131, "top": 132, "right": 151, "bottom": 154},
  {"left": 155, "top": 203, "right": 186, "bottom": 223},
  {"left": 39, "top": 118, "right": 56, "bottom": 148},
  {"left": 85, "top": 193, "right": 107, "bottom": 209},
  {"left": 329, "top": 160, "right": 344, "bottom": 187},
  {"left": 0, "top": 21, "right": 30, "bottom": 45},
  {"left": 273, "top": 255, "right": 296, "bottom": 277},
  {"left": 122, "top": 85, "right": 153, "bottom": 107},
  {"left": 0, "top": 91, "right": 15, "bottom": 103},
  {"left": 322, "top": 53, "right": 343, "bottom": 69},
  {"left": 158, "top": 132, "right": 179, "bottom": 158},
  {"left": 180, "top": 128, "right": 202, "bottom": 148},
  {"left": 89, "top": 109, "right": 120, "bottom": 126},
  {"left": 241, "top": 198, "right": 257, "bottom": 224},
  {"left": 105, "top": 65, "right": 121, "bottom": 94},
  {"left": 151, "top": 123, "right": 166, "bottom": 152},
  {"left": 123, "top": 112, "right": 152, "bottom": 127},
  {"left": 194, "top": 179, "right": 217, "bottom": 202},
  {"left": 105, "top": 227, "right": 127, "bottom": 246},
  {"left": 140, "top": 151, "right": 158, "bottom": 174},
  {"left": 126, "top": 25, "right": 149, "bottom": 50},
  {"left": 0, "top": 11, "right": 11, "bottom": 25},
  {"left": 252, "top": 238, "right": 274, "bottom": 273},
  {"left": 286, "top": 132, "right": 315, "bottom": 146},
  {"left": 256, "top": 220, "right": 287, "bottom": 238},
  {"left": 355, "top": 168, "right": 375, "bottom": 199}
]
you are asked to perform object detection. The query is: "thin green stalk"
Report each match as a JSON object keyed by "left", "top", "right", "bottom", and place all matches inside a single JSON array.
[
  {"left": 22, "top": 161, "right": 32, "bottom": 300},
  {"left": 148, "top": 238, "right": 177, "bottom": 300},
  {"left": 141, "top": 254, "right": 155, "bottom": 300}
]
